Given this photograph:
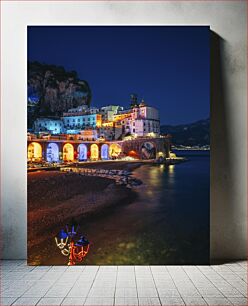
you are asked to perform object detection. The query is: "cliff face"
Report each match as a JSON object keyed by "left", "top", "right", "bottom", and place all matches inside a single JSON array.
[{"left": 28, "top": 61, "right": 92, "bottom": 128}]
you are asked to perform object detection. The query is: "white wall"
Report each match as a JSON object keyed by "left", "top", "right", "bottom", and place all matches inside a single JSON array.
[{"left": 1, "top": 1, "right": 246, "bottom": 260}]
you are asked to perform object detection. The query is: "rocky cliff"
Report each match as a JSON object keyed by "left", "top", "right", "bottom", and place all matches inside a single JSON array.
[{"left": 28, "top": 61, "right": 92, "bottom": 128}]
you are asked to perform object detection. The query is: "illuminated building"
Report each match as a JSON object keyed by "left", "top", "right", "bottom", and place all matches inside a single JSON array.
[
  {"left": 62, "top": 113, "right": 102, "bottom": 133},
  {"left": 47, "top": 143, "right": 60, "bottom": 162},
  {"left": 67, "top": 105, "right": 89, "bottom": 114},
  {"left": 101, "top": 144, "right": 109, "bottom": 160},
  {"left": 78, "top": 129, "right": 98, "bottom": 141},
  {"left": 99, "top": 126, "right": 123, "bottom": 141},
  {"left": 78, "top": 144, "right": 87, "bottom": 161},
  {"left": 100, "top": 105, "right": 123, "bottom": 122},
  {"left": 31, "top": 95, "right": 161, "bottom": 147},
  {"left": 34, "top": 118, "right": 64, "bottom": 134},
  {"left": 113, "top": 103, "right": 160, "bottom": 138},
  {"left": 63, "top": 143, "right": 74, "bottom": 162},
  {"left": 90, "top": 144, "right": 99, "bottom": 160},
  {"left": 27, "top": 142, "right": 42, "bottom": 162},
  {"left": 109, "top": 143, "right": 122, "bottom": 159}
]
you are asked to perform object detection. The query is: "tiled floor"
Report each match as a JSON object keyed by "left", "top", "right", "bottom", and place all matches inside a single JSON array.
[{"left": 0, "top": 261, "right": 247, "bottom": 306}]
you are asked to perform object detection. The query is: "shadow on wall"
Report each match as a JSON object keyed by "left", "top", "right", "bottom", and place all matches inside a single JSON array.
[{"left": 210, "top": 31, "right": 245, "bottom": 262}]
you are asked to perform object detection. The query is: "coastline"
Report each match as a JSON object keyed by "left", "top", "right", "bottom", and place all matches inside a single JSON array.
[{"left": 27, "top": 162, "right": 141, "bottom": 264}]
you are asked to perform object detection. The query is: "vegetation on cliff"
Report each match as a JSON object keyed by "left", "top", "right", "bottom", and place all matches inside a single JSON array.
[{"left": 27, "top": 61, "right": 92, "bottom": 128}]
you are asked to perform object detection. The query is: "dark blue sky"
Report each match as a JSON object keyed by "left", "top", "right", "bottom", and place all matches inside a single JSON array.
[{"left": 28, "top": 26, "right": 209, "bottom": 125}]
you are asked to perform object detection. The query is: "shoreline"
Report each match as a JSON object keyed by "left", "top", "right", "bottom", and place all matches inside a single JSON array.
[{"left": 27, "top": 162, "right": 141, "bottom": 264}]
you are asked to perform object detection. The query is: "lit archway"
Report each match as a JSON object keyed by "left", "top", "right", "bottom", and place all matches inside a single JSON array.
[
  {"left": 141, "top": 142, "right": 156, "bottom": 160},
  {"left": 46, "top": 143, "right": 59, "bottom": 162},
  {"left": 90, "top": 144, "right": 99, "bottom": 160},
  {"left": 109, "top": 143, "right": 122, "bottom": 159},
  {"left": 78, "top": 144, "right": 87, "bottom": 161},
  {"left": 28, "top": 142, "right": 42, "bottom": 162},
  {"left": 63, "top": 143, "right": 74, "bottom": 162},
  {"left": 101, "top": 144, "right": 109, "bottom": 160},
  {"left": 127, "top": 150, "right": 139, "bottom": 159},
  {"left": 156, "top": 151, "right": 165, "bottom": 159}
]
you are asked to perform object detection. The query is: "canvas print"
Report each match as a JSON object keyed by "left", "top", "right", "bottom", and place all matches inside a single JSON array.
[{"left": 27, "top": 26, "right": 210, "bottom": 265}]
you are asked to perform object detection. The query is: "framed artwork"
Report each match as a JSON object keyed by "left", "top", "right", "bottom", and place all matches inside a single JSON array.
[{"left": 27, "top": 26, "right": 210, "bottom": 265}]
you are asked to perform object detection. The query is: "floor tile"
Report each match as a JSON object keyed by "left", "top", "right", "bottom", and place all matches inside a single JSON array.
[
  {"left": 44, "top": 285, "right": 72, "bottom": 297},
  {"left": 157, "top": 288, "right": 180, "bottom": 298},
  {"left": 84, "top": 297, "right": 114, "bottom": 305},
  {"left": 88, "top": 287, "right": 115, "bottom": 298},
  {"left": 0, "top": 260, "right": 246, "bottom": 306},
  {"left": 61, "top": 297, "right": 86, "bottom": 305},
  {"left": 115, "top": 297, "right": 138, "bottom": 305},
  {"left": 118, "top": 266, "right": 134, "bottom": 272},
  {"left": 37, "top": 297, "right": 64, "bottom": 305},
  {"left": 139, "top": 297, "right": 161, "bottom": 305},
  {"left": 204, "top": 297, "right": 233, "bottom": 305},
  {"left": 182, "top": 297, "right": 207, "bottom": 305},
  {"left": 160, "top": 297, "right": 185, "bottom": 305},
  {"left": 116, "top": 279, "right": 136, "bottom": 287},
  {"left": 12, "top": 297, "right": 41, "bottom": 305},
  {"left": 136, "top": 278, "right": 155, "bottom": 287},
  {"left": 228, "top": 297, "right": 248, "bottom": 305},
  {"left": 197, "top": 287, "right": 224, "bottom": 297},
  {"left": 217, "top": 286, "right": 244, "bottom": 297},
  {"left": 66, "top": 285, "right": 91, "bottom": 297},
  {"left": 137, "top": 287, "right": 158, "bottom": 298},
  {"left": 115, "top": 288, "right": 137, "bottom": 298},
  {"left": 0, "top": 297, "right": 18, "bottom": 306}
]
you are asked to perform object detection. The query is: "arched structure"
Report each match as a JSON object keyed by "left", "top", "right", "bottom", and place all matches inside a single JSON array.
[
  {"left": 141, "top": 142, "right": 156, "bottom": 159},
  {"left": 63, "top": 143, "right": 74, "bottom": 162},
  {"left": 101, "top": 144, "right": 109, "bottom": 160},
  {"left": 90, "top": 144, "right": 99, "bottom": 160},
  {"left": 156, "top": 151, "right": 165, "bottom": 158},
  {"left": 109, "top": 143, "right": 122, "bottom": 159},
  {"left": 27, "top": 135, "right": 171, "bottom": 164},
  {"left": 127, "top": 150, "right": 139, "bottom": 159},
  {"left": 46, "top": 143, "right": 59, "bottom": 162},
  {"left": 27, "top": 142, "right": 42, "bottom": 162},
  {"left": 78, "top": 144, "right": 87, "bottom": 161}
]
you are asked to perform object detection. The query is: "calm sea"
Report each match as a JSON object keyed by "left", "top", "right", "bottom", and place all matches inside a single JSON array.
[{"left": 83, "top": 150, "right": 210, "bottom": 265}]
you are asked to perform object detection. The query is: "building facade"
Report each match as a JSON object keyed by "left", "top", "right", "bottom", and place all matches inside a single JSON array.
[
  {"left": 113, "top": 104, "right": 160, "bottom": 137},
  {"left": 62, "top": 113, "right": 102, "bottom": 133},
  {"left": 33, "top": 118, "right": 64, "bottom": 134},
  {"left": 33, "top": 98, "right": 160, "bottom": 141}
]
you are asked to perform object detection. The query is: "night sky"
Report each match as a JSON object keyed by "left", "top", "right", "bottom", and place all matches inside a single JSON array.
[{"left": 28, "top": 26, "right": 209, "bottom": 125}]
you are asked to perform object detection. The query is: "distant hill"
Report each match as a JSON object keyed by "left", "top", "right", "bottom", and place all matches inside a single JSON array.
[
  {"left": 27, "top": 61, "right": 92, "bottom": 128},
  {"left": 160, "top": 118, "right": 210, "bottom": 146}
]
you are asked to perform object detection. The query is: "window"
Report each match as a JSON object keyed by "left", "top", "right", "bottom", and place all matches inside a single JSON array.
[
  {"left": 133, "top": 122, "right": 135, "bottom": 126},
  {"left": 78, "top": 118, "right": 80, "bottom": 122},
  {"left": 133, "top": 128, "right": 135, "bottom": 132}
]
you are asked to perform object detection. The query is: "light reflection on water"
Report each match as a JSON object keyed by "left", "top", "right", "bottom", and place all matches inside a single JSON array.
[{"left": 82, "top": 151, "right": 210, "bottom": 265}]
